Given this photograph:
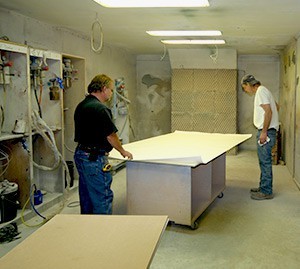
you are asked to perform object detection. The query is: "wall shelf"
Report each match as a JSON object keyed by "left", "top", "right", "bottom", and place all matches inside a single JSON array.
[
  {"left": 0, "top": 40, "right": 85, "bottom": 224},
  {"left": 0, "top": 40, "right": 30, "bottom": 209},
  {"left": 29, "top": 47, "right": 64, "bottom": 195},
  {"left": 0, "top": 40, "right": 65, "bottom": 220},
  {"left": 0, "top": 132, "right": 25, "bottom": 142}
]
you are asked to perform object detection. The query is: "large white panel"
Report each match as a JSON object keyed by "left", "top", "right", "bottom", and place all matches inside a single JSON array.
[{"left": 110, "top": 131, "right": 251, "bottom": 166}]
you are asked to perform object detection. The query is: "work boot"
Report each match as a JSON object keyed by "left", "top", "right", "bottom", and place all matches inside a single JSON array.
[{"left": 251, "top": 191, "right": 274, "bottom": 200}]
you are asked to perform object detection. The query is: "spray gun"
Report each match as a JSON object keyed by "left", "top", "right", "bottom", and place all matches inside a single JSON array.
[
  {"left": 63, "top": 58, "right": 78, "bottom": 89},
  {"left": 30, "top": 56, "right": 49, "bottom": 89},
  {"left": 30, "top": 56, "right": 49, "bottom": 118},
  {"left": 63, "top": 58, "right": 72, "bottom": 89},
  {"left": 112, "top": 77, "right": 131, "bottom": 120},
  {"left": 30, "top": 57, "right": 40, "bottom": 90},
  {"left": 0, "top": 50, "right": 14, "bottom": 85}
]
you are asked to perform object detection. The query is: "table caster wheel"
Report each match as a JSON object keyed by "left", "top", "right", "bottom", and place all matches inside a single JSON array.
[
  {"left": 190, "top": 221, "right": 199, "bottom": 230},
  {"left": 218, "top": 192, "right": 224, "bottom": 198}
]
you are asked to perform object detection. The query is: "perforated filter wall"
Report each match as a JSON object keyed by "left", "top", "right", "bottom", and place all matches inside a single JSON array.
[{"left": 171, "top": 69, "right": 238, "bottom": 152}]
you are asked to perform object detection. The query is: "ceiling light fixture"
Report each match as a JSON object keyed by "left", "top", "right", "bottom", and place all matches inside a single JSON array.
[
  {"left": 93, "top": 0, "right": 210, "bottom": 8},
  {"left": 161, "top": 40, "right": 226, "bottom": 45},
  {"left": 147, "top": 30, "right": 222, "bottom": 36}
]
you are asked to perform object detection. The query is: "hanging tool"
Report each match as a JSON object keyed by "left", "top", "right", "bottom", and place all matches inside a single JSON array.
[
  {"left": 63, "top": 58, "right": 78, "bottom": 89},
  {"left": 0, "top": 50, "right": 13, "bottom": 85},
  {"left": 30, "top": 56, "right": 49, "bottom": 117},
  {"left": 112, "top": 77, "right": 131, "bottom": 120}
]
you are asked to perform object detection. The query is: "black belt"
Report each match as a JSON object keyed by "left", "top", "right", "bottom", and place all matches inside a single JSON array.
[
  {"left": 77, "top": 144, "right": 107, "bottom": 155},
  {"left": 258, "top": 128, "right": 276, "bottom": 131}
]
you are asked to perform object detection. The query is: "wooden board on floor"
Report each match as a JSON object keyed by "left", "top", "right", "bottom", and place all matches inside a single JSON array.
[{"left": 0, "top": 214, "right": 169, "bottom": 269}]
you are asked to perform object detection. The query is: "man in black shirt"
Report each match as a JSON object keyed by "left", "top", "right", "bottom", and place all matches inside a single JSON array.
[{"left": 74, "top": 74, "right": 132, "bottom": 214}]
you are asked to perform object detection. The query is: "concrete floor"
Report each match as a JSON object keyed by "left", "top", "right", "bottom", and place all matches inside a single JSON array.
[{"left": 1, "top": 150, "right": 300, "bottom": 268}]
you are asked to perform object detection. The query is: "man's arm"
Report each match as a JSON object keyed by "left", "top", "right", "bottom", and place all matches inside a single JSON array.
[
  {"left": 260, "top": 104, "right": 272, "bottom": 143},
  {"left": 107, "top": 132, "right": 133, "bottom": 159}
]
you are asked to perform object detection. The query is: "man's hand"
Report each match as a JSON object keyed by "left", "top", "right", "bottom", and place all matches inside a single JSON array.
[
  {"left": 107, "top": 132, "right": 133, "bottom": 159},
  {"left": 121, "top": 150, "right": 133, "bottom": 160},
  {"left": 259, "top": 131, "right": 268, "bottom": 144}
]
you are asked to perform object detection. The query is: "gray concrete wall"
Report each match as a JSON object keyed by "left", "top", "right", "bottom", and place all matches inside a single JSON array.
[
  {"left": 134, "top": 55, "right": 171, "bottom": 141},
  {"left": 295, "top": 38, "right": 300, "bottom": 185},
  {"left": 280, "top": 40, "right": 297, "bottom": 178}
]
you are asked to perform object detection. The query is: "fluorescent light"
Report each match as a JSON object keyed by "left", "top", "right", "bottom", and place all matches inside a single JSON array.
[
  {"left": 161, "top": 40, "right": 226, "bottom": 45},
  {"left": 93, "top": 0, "right": 210, "bottom": 8},
  {"left": 146, "top": 30, "right": 222, "bottom": 36}
]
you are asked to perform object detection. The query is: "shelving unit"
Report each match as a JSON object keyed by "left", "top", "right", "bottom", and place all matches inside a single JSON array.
[
  {"left": 0, "top": 41, "right": 31, "bottom": 208},
  {"left": 29, "top": 48, "right": 64, "bottom": 194},
  {"left": 62, "top": 54, "right": 86, "bottom": 187},
  {"left": 0, "top": 42, "right": 30, "bottom": 136},
  {"left": 0, "top": 40, "right": 74, "bottom": 224}
]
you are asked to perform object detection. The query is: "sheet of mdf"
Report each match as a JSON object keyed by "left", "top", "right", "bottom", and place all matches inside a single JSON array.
[
  {"left": 0, "top": 214, "right": 169, "bottom": 269},
  {"left": 110, "top": 131, "right": 251, "bottom": 166}
]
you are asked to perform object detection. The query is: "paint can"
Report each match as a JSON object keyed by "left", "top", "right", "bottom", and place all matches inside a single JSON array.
[
  {"left": 49, "top": 86, "right": 60, "bottom": 100},
  {"left": 0, "top": 180, "right": 19, "bottom": 223},
  {"left": 34, "top": 189, "right": 43, "bottom": 205}
]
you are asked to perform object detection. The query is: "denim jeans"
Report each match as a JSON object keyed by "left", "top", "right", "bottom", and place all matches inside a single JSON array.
[
  {"left": 256, "top": 129, "right": 277, "bottom": 195},
  {"left": 74, "top": 148, "right": 113, "bottom": 214}
]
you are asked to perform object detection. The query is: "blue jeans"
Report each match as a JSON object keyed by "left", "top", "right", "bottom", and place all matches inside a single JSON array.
[
  {"left": 74, "top": 148, "right": 113, "bottom": 214},
  {"left": 256, "top": 129, "right": 277, "bottom": 195}
]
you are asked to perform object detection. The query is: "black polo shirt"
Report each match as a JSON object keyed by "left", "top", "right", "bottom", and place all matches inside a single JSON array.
[{"left": 74, "top": 95, "right": 118, "bottom": 152}]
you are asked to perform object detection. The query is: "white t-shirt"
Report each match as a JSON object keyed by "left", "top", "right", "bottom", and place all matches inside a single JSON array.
[{"left": 254, "top": 85, "right": 279, "bottom": 130}]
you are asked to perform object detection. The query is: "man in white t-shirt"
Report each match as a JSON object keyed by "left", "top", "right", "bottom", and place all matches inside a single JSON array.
[{"left": 241, "top": 74, "right": 279, "bottom": 200}]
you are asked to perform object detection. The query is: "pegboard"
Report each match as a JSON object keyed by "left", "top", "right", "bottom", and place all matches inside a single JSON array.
[{"left": 171, "top": 69, "right": 238, "bottom": 153}]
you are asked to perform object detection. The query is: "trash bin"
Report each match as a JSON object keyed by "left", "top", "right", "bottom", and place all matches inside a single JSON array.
[{"left": 0, "top": 180, "right": 19, "bottom": 223}]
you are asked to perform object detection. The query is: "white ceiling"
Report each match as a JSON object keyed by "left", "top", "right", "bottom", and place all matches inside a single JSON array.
[{"left": 0, "top": 0, "right": 300, "bottom": 55}]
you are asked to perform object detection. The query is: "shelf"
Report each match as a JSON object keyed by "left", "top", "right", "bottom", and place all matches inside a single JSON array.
[
  {"left": 0, "top": 132, "right": 25, "bottom": 142},
  {"left": 31, "top": 127, "right": 62, "bottom": 136},
  {"left": 0, "top": 40, "right": 28, "bottom": 54},
  {"left": 0, "top": 40, "right": 85, "bottom": 225}
]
